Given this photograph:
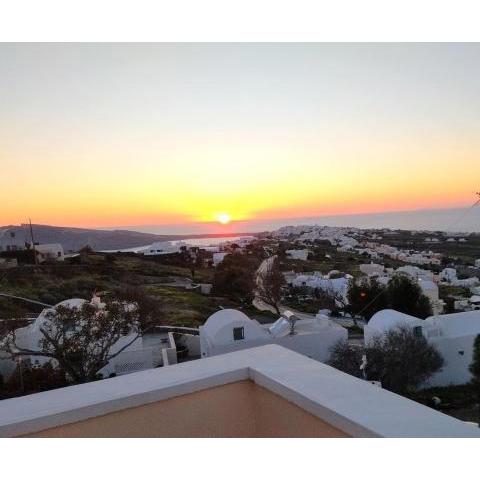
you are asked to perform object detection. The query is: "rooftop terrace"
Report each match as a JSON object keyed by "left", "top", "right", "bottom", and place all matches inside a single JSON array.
[{"left": 0, "top": 345, "right": 478, "bottom": 437}]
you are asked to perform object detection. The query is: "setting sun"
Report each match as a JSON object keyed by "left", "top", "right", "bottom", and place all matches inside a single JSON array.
[{"left": 217, "top": 213, "right": 231, "bottom": 225}]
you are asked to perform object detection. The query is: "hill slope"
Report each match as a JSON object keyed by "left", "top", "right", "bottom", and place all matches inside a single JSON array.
[{"left": 0, "top": 224, "right": 252, "bottom": 252}]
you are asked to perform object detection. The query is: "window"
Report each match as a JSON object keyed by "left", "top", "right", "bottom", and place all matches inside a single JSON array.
[
  {"left": 233, "top": 327, "right": 245, "bottom": 341},
  {"left": 413, "top": 326, "right": 423, "bottom": 338}
]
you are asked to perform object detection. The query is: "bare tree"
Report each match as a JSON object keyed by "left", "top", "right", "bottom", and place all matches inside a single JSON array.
[
  {"left": 0, "top": 294, "right": 161, "bottom": 384},
  {"left": 256, "top": 256, "right": 286, "bottom": 315}
]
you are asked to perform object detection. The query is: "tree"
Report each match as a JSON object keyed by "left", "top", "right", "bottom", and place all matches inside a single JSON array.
[
  {"left": 328, "top": 340, "right": 364, "bottom": 378},
  {"left": 213, "top": 252, "right": 256, "bottom": 304},
  {"left": 179, "top": 246, "right": 200, "bottom": 280},
  {"left": 328, "top": 326, "right": 444, "bottom": 395},
  {"left": 386, "top": 274, "right": 432, "bottom": 319},
  {"left": 345, "top": 274, "right": 433, "bottom": 322},
  {"left": 256, "top": 256, "right": 286, "bottom": 315},
  {"left": 365, "top": 326, "right": 443, "bottom": 394},
  {"left": 1, "top": 361, "right": 68, "bottom": 400},
  {"left": 346, "top": 277, "right": 388, "bottom": 321},
  {"left": 0, "top": 293, "right": 160, "bottom": 384},
  {"left": 113, "top": 287, "right": 163, "bottom": 332}
]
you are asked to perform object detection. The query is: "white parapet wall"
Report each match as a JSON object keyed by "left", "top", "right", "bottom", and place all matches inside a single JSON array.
[{"left": 0, "top": 345, "right": 478, "bottom": 438}]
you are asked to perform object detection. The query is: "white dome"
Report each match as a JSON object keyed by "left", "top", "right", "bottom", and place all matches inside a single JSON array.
[
  {"left": 364, "top": 309, "right": 423, "bottom": 346},
  {"left": 368, "top": 309, "right": 421, "bottom": 332},
  {"left": 203, "top": 309, "right": 252, "bottom": 339},
  {"left": 54, "top": 298, "right": 87, "bottom": 309}
]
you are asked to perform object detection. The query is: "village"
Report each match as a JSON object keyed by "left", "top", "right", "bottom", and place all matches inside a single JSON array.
[{"left": 1, "top": 223, "right": 480, "bottom": 426}]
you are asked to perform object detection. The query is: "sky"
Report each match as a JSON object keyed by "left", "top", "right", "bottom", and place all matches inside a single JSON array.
[{"left": 1, "top": 43, "right": 480, "bottom": 233}]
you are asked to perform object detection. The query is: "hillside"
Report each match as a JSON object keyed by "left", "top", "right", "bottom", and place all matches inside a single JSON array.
[{"left": 0, "top": 224, "right": 253, "bottom": 252}]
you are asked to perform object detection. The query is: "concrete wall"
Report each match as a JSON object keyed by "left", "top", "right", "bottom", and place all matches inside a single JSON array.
[
  {"left": 202, "top": 331, "right": 346, "bottom": 363},
  {"left": 276, "top": 329, "right": 347, "bottom": 363},
  {"left": 24, "top": 380, "right": 349, "bottom": 438},
  {"left": 182, "top": 334, "right": 201, "bottom": 356}
]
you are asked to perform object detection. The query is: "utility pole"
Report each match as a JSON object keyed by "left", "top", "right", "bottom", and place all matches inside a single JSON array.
[{"left": 29, "top": 218, "right": 38, "bottom": 266}]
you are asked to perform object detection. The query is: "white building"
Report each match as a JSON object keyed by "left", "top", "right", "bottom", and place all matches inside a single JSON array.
[
  {"left": 469, "top": 295, "right": 480, "bottom": 310},
  {"left": 212, "top": 252, "right": 229, "bottom": 266},
  {"left": 417, "top": 279, "right": 444, "bottom": 315},
  {"left": 440, "top": 268, "right": 457, "bottom": 283},
  {"left": 397, "top": 265, "right": 434, "bottom": 281},
  {"left": 454, "top": 299, "right": 470, "bottom": 311},
  {"left": 35, "top": 243, "right": 64, "bottom": 262},
  {"left": 285, "top": 249, "right": 310, "bottom": 261},
  {"left": 1, "top": 297, "right": 177, "bottom": 381},
  {"left": 360, "top": 263, "right": 385, "bottom": 277},
  {"left": 199, "top": 309, "right": 347, "bottom": 363},
  {"left": 289, "top": 273, "right": 349, "bottom": 302},
  {"left": 144, "top": 241, "right": 184, "bottom": 256},
  {"left": 439, "top": 268, "right": 479, "bottom": 288},
  {"left": 364, "top": 309, "right": 480, "bottom": 387},
  {"left": 475, "top": 259, "right": 480, "bottom": 268}
]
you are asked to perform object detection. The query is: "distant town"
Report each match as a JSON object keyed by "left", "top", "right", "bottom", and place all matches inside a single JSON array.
[{"left": 1, "top": 222, "right": 480, "bottom": 436}]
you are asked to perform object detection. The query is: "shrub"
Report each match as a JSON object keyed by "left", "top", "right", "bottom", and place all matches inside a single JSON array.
[{"left": 328, "top": 326, "right": 444, "bottom": 395}]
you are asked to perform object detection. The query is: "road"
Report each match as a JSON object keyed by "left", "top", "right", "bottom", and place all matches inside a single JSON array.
[
  {"left": 252, "top": 297, "right": 314, "bottom": 321},
  {"left": 0, "top": 293, "right": 53, "bottom": 308}
]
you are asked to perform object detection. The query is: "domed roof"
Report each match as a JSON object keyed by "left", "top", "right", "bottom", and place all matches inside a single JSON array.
[
  {"left": 33, "top": 298, "right": 89, "bottom": 330},
  {"left": 368, "top": 309, "right": 421, "bottom": 332},
  {"left": 54, "top": 298, "right": 87, "bottom": 309},
  {"left": 203, "top": 309, "right": 252, "bottom": 338}
]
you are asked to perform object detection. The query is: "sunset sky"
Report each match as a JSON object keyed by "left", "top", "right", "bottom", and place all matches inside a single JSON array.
[{"left": 1, "top": 43, "right": 480, "bottom": 232}]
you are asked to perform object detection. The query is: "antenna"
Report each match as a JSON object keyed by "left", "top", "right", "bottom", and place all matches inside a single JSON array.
[{"left": 29, "top": 218, "right": 38, "bottom": 266}]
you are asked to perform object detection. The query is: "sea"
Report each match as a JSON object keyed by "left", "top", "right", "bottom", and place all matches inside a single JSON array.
[
  {"left": 117, "top": 207, "right": 480, "bottom": 236},
  {"left": 102, "top": 235, "right": 254, "bottom": 253}
]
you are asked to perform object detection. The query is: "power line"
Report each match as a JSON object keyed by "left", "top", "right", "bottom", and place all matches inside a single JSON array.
[
  {"left": 354, "top": 191, "right": 480, "bottom": 319},
  {"left": 444, "top": 192, "right": 480, "bottom": 232}
]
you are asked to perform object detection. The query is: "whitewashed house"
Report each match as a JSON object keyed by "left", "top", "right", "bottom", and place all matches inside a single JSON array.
[
  {"left": 417, "top": 279, "right": 444, "bottom": 315},
  {"left": 1, "top": 297, "right": 176, "bottom": 381},
  {"left": 439, "top": 268, "right": 479, "bottom": 288},
  {"left": 440, "top": 268, "right": 457, "bottom": 283},
  {"left": 360, "top": 263, "right": 385, "bottom": 277},
  {"left": 364, "top": 309, "right": 480, "bottom": 387},
  {"left": 285, "top": 249, "right": 310, "bottom": 261},
  {"left": 397, "top": 265, "right": 434, "bottom": 281},
  {"left": 469, "top": 295, "right": 480, "bottom": 310},
  {"left": 199, "top": 309, "right": 347, "bottom": 363},
  {"left": 144, "top": 241, "right": 184, "bottom": 256},
  {"left": 289, "top": 273, "right": 349, "bottom": 303},
  {"left": 35, "top": 243, "right": 64, "bottom": 262}
]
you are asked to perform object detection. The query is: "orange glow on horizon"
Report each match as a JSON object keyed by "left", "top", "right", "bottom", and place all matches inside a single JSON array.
[
  {"left": 2, "top": 97, "right": 479, "bottom": 230},
  {"left": 2, "top": 43, "right": 480, "bottom": 231}
]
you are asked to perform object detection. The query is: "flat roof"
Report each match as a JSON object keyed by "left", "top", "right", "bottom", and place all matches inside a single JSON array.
[{"left": 0, "top": 345, "right": 478, "bottom": 437}]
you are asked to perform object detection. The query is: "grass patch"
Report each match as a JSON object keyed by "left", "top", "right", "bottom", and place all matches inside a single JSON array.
[{"left": 144, "top": 285, "right": 220, "bottom": 327}]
